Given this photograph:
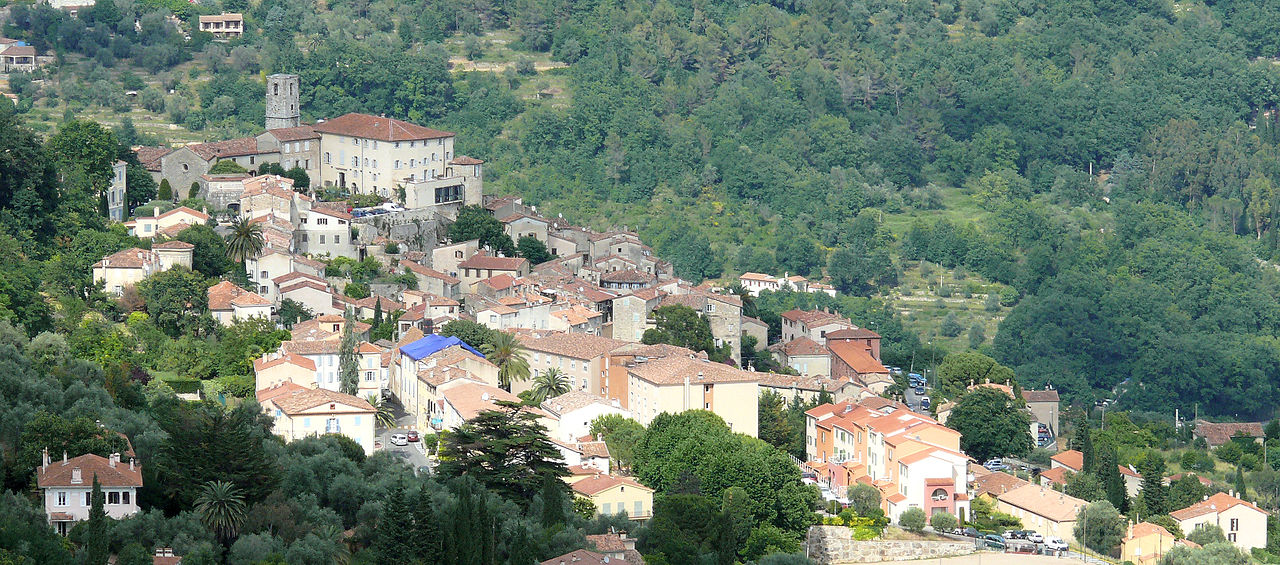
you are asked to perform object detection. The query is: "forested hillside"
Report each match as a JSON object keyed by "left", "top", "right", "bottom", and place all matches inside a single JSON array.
[{"left": 8, "top": 0, "right": 1280, "bottom": 417}]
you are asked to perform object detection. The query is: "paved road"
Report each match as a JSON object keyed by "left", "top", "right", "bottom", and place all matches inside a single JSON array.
[
  {"left": 375, "top": 398, "right": 431, "bottom": 473},
  {"left": 853, "top": 554, "right": 1091, "bottom": 565}
]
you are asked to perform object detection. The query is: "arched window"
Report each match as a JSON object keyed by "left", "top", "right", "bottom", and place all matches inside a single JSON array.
[{"left": 931, "top": 488, "right": 948, "bottom": 501}]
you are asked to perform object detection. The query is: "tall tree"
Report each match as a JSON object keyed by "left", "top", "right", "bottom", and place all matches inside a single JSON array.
[
  {"left": 83, "top": 475, "right": 109, "bottom": 565},
  {"left": 528, "top": 367, "right": 570, "bottom": 403},
  {"left": 945, "top": 387, "right": 1032, "bottom": 462},
  {"left": 1073, "top": 500, "right": 1125, "bottom": 554},
  {"left": 448, "top": 204, "right": 515, "bottom": 256},
  {"left": 1097, "top": 445, "right": 1129, "bottom": 513},
  {"left": 224, "top": 215, "right": 266, "bottom": 267},
  {"left": 480, "top": 332, "right": 530, "bottom": 392},
  {"left": 1077, "top": 416, "right": 1095, "bottom": 473},
  {"left": 412, "top": 486, "right": 444, "bottom": 563},
  {"left": 373, "top": 484, "right": 414, "bottom": 562},
  {"left": 1138, "top": 451, "right": 1169, "bottom": 515},
  {"left": 339, "top": 308, "right": 359, "bottom": 396}
]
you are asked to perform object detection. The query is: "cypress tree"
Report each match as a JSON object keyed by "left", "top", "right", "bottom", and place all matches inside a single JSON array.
[
  {"left": 1097, "top": 445, "right": 1128, "bottom": 513},
  {"left": 158, "top": 178, "right": 172, "bottom": 201},
  {"left": 84, "top": 475, "right": 109, "bottom": 565},
  {"left": 1235, "top": 466, "right": 1248, "bottom": 501},
  {"left": 373, "top": 484, "right": 414, "bottom": 562},
  {"left": 339, "top": 308, "right": 359, "bottom": 395},
  {"left": 1078, "top": 416, "right": 1095, "bottom": 473},
  {"left": 412, "top": 486, "right": 443, "bottom": 564},
  {"left": 1137, "top": 451, "right": 1168, "bottom": 515},
  {"left": 540, "top": 474, "right": 566, "bottom": 528},
  {"left": 373, "top": 298, "right": 384, "bottom": 330}
]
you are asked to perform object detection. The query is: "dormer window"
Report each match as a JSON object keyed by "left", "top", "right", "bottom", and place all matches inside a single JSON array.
[{"left": 71, "top": 468, "right": 82, "bottom": 484}]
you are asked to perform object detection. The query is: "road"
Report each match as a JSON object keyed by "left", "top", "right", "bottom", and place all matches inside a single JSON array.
[
  {"left": 852, "top": 553, "right": 1092, "bottom": 565},
  {"left": 375, "top": 398, "right": 432, "bottom": 473}
]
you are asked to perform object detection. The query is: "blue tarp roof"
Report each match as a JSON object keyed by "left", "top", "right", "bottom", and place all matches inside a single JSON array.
[{"left": 399, "top": 334, "right": 484, "bottom": 361}]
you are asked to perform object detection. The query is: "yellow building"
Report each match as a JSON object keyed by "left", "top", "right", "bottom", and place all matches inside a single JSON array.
[
  {"left": 1122, "top": 522, "right": 1191, "bottom": 565},
  {"left": 257, "top": 384, "right": 377, "bottom": 455},
  {"left": 254, "top": 352, "right": 318, "bottom": 390},
  {"left": 570, "top": 474, "right": 654, "bottom": 521},
  {"left": 624, "top": 354, "right": 759, "bottom": 437},
  {"left": 314, "top": 112, "right": 457, "bottom": 199},
  {"left": 993, "top": 484, "right": 1087, "bottom": 544}
]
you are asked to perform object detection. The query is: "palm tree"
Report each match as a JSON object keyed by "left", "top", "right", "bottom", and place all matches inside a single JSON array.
[
  {"left": 224, "top": 216, "right": 265, "bottom": 264},
  {"left": 529, "top": 368, "right": 571, "bottom": 403},
  {"left": 194, "top": 480, "right": 247, "bottom": 544},
  {"left": 314, "top": 524, "right": 352, "bottom": 565},
  {"left": 480, "top": 332, "right": 530, "bottom": 391},
  {"left": 367, "top": 394, "right": 397, "bottom": 430}
]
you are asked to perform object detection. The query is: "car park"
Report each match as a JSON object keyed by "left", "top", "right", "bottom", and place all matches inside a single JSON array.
[
  {"left": 1003, "top": 530, "right": 1019, "bottom": 540},
  {"left": 389, "top": 434, "right": 408, "bottom": 446},
  {"left": 1044, "top": 537, "right": 1068, "bottom": 551}
]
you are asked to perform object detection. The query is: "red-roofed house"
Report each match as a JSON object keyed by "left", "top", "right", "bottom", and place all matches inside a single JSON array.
[
  {"left": 780, "top": 309, "right": 854, "bottom": 344},
  {"left": 38, "top": 451, "right": 142, "bottom": 535},
  {"left": 1170, "top": 492, "right": 1269, "bottom": 550},
  {"left": 569, "top": 473, "right": 654, "bottom": 520},
  {"left": 458, "top": 254, "right": 530, "bottom": 290},
  {"left": 208, "top": 281, "right": 272, "bottom": 325},
  {"left": 126, "top": 206, "right": 210, "bottom": 239}
]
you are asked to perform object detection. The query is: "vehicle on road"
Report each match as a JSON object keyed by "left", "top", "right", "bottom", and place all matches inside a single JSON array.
[
  {"left": 920, "top": 397, "right": 931, "bottom": 409},
  {"left": 982, "top": 534, "right": 1006, "bottom": 550},
  {"left": 390, "top": 433, "right": 408, "bottom": 446},
  {"left": 960, "top": 527, "right": 979, "bottom": 538},
  {"left": 983, "top": 458, "right": 1007, "bottom": 471},
  {"left": 407, "top": 430, "right": 420, "bottom": 442},
  {"left": 914, "top": 385, "right": 925, "bottom": 395},
  {"left": 1043, "top": 537, "right": 1068, "bottom": 551},
  {"left": 1026, "top": 532, "right": 1044, "bottom": 543}
]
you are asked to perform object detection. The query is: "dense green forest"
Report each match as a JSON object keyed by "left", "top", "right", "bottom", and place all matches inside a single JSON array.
[{"left": 9, "top": 0, "right": 1280, "bottom": 419}]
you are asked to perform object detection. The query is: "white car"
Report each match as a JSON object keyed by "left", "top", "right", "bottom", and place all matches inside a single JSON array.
[
  {"left": 389, "top": 433, "right": 408, "bottom": 446},
  {"left": 1043, "top": 537, "right": 1068, "bottom": 551},
  {"left": 1026, "top": 532, "right": 1044, "bottom": 543}
]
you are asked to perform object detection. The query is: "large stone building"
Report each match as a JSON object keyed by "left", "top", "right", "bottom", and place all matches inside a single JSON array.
[
  {"left": 314, "top": 112, "right": 461, "bottom": 199},
  {"left": 265, "top": 74, "right": 301, "bottom": 130}
]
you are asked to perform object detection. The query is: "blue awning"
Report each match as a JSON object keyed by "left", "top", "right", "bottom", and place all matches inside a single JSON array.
[{"left": 399, "top": 334, "right": 485, "bottom": 361}]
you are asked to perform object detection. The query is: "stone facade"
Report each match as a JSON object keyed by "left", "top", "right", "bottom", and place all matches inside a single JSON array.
[
  {"left": 805, "top": 527, "right": 974, "bottom": 564},
  {"left": 265, "top": 74, "right": 301, "bottom": 130}
]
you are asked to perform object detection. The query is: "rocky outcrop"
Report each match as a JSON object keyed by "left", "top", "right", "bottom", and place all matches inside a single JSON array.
[{"left": 805, "top": 526, "right": 974, "bottom": 564}]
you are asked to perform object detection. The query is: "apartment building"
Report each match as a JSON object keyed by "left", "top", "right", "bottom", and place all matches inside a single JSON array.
[
  {"left": 524, "top": 333, "right": 626, "bottom": 398},
  {"left": 315, "top": 112, "right": 458, "bottom": 199}
]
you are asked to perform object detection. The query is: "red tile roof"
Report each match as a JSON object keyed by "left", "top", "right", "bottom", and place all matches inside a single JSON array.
[
  {"left": 600, "top": 269, "right": 655, "bottom": 284},
  {"left": 1050, "top": 450, "right": 1083, "bottom": 472},
  {"left": 570, "top": 474, "right": 651, "bottom": 496},
  {"left": 400, "top": 259, "right": 461, "bottom": 284},
  {"left": 253, "top": 353, "right": 317, "bottom": 373},
  {"left": 208, "top": 280, "right": 270, "bottom": 311},
  {"left": 1193, "top": 420, "right": 1265, "bottom": 447},
  {"left": 1170, "top": 492, "right": 1269, "bottom": 521},
  {"left": 775, "top": 336, "right": 829, "bottom": 357},
  {"left": 459, "top": 255, "right": 528, "bottom": 271},
  {"left": 826, "top": 327, "right": 881, "bottom": 340},
  {"left": 1022, "top": 389, "right": 1061, "bottom": 403},
  {"left": 187, "top": 137, "right": 263, "bottom": 160},
  {"left": 152, "top": 240, "right": 195, "bottom": 250},
  {"left": 449, "top": 156, "right": 484, "bottom": 165},
  {"left": 37, "top": 454, "right": 143, "bottom": 488},
  {"left": 313, "top": 113, "right": 453, "bottom": 141},
  {"left": 93, "top": 248, "right": 157, "bottom": 269},
  {"left": 266, "top": 388, "right": 375, "bottom": 415},
  {"left": 827, "top": 341, "right": 887, "bottom": 374},
  {"left": 265, "top": 124, "right": 319, "bottom": 141},
  {"left": 134, "top": 146, "right": 171, "bottom": 171}
]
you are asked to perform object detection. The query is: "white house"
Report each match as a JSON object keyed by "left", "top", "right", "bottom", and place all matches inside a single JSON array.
[
  {"left": 1171, "top": 492, "right": 1270, "bottom": 551},
  {"left": 37, "top": 451, "right": 142, "bottom": 536},
  {"left": 541, "top": 390, "right": 630, "bottom": 444},
  {"left": 207, "top": 281, "right": 272, "bottom": 326},
  {"left": 92, "top": 244, "right": 193, "bottom": 296}
]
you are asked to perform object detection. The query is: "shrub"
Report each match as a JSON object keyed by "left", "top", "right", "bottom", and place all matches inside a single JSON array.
[
  {"left": 930, "top": 511, "right": 958, "bottom": 533},
  {"left": 384, "top": 242, "right": 400, "bottom": 254},
  {"left": 899, "top": 507, "right": 927, "bottom": 533}
]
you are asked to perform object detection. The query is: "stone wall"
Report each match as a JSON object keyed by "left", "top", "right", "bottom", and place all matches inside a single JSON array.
[{"left": 805, "top": 526, "right": 974, "bottom": 564}]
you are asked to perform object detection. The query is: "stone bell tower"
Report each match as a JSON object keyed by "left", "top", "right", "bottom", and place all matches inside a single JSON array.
[{"left": 264, "top": 73, "right": 300, "bottom": 130}]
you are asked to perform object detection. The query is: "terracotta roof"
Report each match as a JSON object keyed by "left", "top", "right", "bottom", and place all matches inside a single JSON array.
[
  {"left": 995, "top": 484, "right": 1088, "bottom": 523},
  {"left": 1022, "top": 389, "right": 1061, "bottom": 403},
  {"left": 1167, "top": 473, "right": 1213, "bottom": 486},
  {"left": 267, "top": 388, "right": 374, "bottom": 415},
  {"left": 1038, "top": 467, "right": 1070, "bottom": 485},
  {"left": 828, "top": 341, "right": 888, "bottom": 374},
  {"left": 1170, "top": 492, "right": 1269, "bottom": 521},
  {"left": 781, "top": 309, "right": 848, "bottom": 326},
  {"left": 148, "top": 206, "right": 211, "bottom": 222},
  {"left": 37, "top": 454, "right": 143, "bottom": 488},
  {"left": 134, "top": 146, "right": 171, "bottom": 171},
  {"left": 601, "top": 269, "right": 655, "bottom": 284},
  {"left": 742, "top": 315, "right": 767, "bottom": 327},
  {"left": 484, "top": 195, "right": 522, "bottom": 211},
  {"left": 283, "top": 338, "right": 341, "bottom": 355},
  {"left": 152, "top": 240, "right": 195, "bottom": 250},
  {"left": 313, "top": 113, "right": 453, "bottom": 141},
  {"left": 242, "top": 174, "right": 297, "bottom": 198},
  {"left": 449, "top": 156, "right": 484, "bottom": 165},
  {"left": 555, "top": 438, "right": 610, "bottom": 459},
  {"left": 274, "top": 271, "right": 327, "bottom": 286},
  {"left": 627, "top": 355, "right": 756, "bottom": 386},
  {"left": 526, "top": 332, "right": 626, "bottom": 360},
  {"left": 441, "top": 382, "right": 539, "bottom": 421},
  {"left": 400, "top": 259, "right": 461, "bottom": 284},
  {"left": 1050, "top": 450, "right": 1083, "bottom": 472},
  {"left": 1193, "top": 420, "right": 1265, "bottom": 446},
  {"left": 585, "top": 534, "right": 628, "bottom": 553},
  {"left": 542, "top": 391, "right": 614, "bottom": 416},
  {"left": 208, "top": 281, "right": 270, "bottom": 311},
  {"left": 1127, "top": 522, "right": 1174, "bottom": 541},
  {"left": 265, "top": 124, "right": 319, "bottom": 141},
  {"left": 1118, "top": 464, "right": 1141, "bottom": 478},
  {"left": 93, "top": 248, "right": 156, "bottom": 269},
  {"left": 499, "top": 212, "right": 548, "bottom": 224},
  {"left": 255, "top": 381, "right": 309, "bottom": 403},
  {"left": 570, "top": 474, "right": 651, "bottom": 496},
  {"left": 551, "top": 305, "right": 601, "bottom": 327},
  {"left": 459, "top": 255, "right": 528, "bottom": 271},
  {"left": 739, "top": 272, "right": 774, "bottom": 281},
  {"left": 279, "top": 280, "right": 330, "bottom": 295},
  {"left": 541, "top": 550, "right": 625, "bottom": 565},
  {"left": 199, "top": 12, "right": 242, "bottom": 22},
  {"left": 253, "top": 352, "right": 316, "bottom": 373},
  {"left": 480, "top": 273, "right": 518, "bottom": 291},
  {"left": 971, "top": 471, "right": 1029, "bottom": 497},
  {"left": 826, "top": 327, "right": 881, "bottom": 340},
  {"left": 187, "top": 137, "right": 263, "bottom": 160},
  {"left": 775, "top": 336, "right": 829, "bottom": 357}
]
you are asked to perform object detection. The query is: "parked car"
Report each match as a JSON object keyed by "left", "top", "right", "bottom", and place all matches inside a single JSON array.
[
  {"left": 407, "top": 430, "right": 420, "bottom": 442},
  {"left": 1044, "top": 537, "right": 1068, "bottom": 551},
  {"left": 920, "top": 397, "right": 931, "bottom": 409},
  {"left": 1003, "top": 530, "right": 1020, "bottom": 540},
  {"left": 1026, "top": 532, "right": 1044, "bottom": 543},
  {"left": 389, "top": 434, "right": 408, "bottom": 446},
  {"left": 982, "top": 534, "right": 1006, "bottom": 550},
  {"left": 960, "top": 527, "right": 980, "bottom": 538},
  {"left": 983, "top": 458, "right": 1007, "bottom": 471}
]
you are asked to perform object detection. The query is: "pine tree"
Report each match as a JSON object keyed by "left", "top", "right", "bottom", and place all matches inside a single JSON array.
[
  {"left": 339, "top": 308, "right": 359, "bottom": 396},
  {"left": 1137, "top": 451, "right": 1168, "bottom": 515},
  {"left": 84, "top": 475, "right": 109, "bottom": 565},
  {"left": 373, "top": 484, "right": 414, "bottom": 561}
]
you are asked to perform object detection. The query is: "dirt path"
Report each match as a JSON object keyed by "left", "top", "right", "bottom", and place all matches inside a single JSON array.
[{"left": 447, "top": 58, "right": 568, "bottom": 72}]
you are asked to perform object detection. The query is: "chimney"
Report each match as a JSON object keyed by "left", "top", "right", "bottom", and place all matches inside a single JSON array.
[
  {"left": 130, "top": 458, "right": 135, "bottom": 471},
  {"left": 62, "top": 451, "right": 68, "bottom": 465},
  {"left": 109, "top": 453, "right": 118, "bottom": 468},
  {"left": 42, "top": 447, "right": 49, "bottom": 471}
]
